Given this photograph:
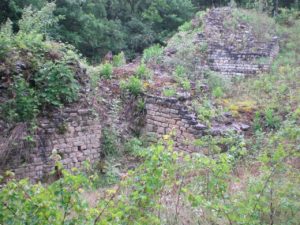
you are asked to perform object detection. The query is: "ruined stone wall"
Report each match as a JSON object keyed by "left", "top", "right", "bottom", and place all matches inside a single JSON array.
[
  {"left": 143, "top": 95, "right": 206, "bottom": 152},
  {"left": 196, "top": 7, "right": 279, "bottom": 77},
  {"left": 0, "top": 106, "right": 102, "bottom": 182},
  {"left": 143, "top": 94, "right": 251, "bottom": 153},
  {"left": 206, "top": 40, "right": 279, "bottom": 76}
]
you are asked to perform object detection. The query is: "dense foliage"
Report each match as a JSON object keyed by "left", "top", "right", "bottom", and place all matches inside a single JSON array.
[
  {"left": 1, "top": 0, "right": 298, "bottom": 61},
  {"left": 0, "top": 3, "right": 80, "bottom": 123},
  {"left": 1, "top": 125, "right": 299, "bottom": 224},
  {"left": 0, "top": 0, "right": 195, "bottom": 61},
  {"left": 0, "top": 1, "right": 300, "bottom": 225}
]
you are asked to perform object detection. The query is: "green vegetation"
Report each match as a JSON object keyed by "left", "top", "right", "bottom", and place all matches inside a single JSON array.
[
  {"left": 120, "top": 76, "right": 143, "bottom": 96},
  {"left": 142, "top": 44, "right": 164, "bottom": 64},
  {"left": 100, "top": 63, "right": 113, "bottom": 79},
  {"left": 0, "top": 0, "right": 195, "bottom": 61},
  {"left": 1, "top": 127, "right": 299, "bottom": 224},
  {"left": 0, "top": 3, "right": 80, "bottom": 123},
  {"left": 112, "top": 52, "right": 126, "bottom": 67},
  {"left": 163, "top": 87, "right": 177, "bottom": 97},
  {"left": 0, "top": 2, "right": 300, "bottom": 225},
  {"left": 135, "top": 63, "right": 152, "bottom": 80}
]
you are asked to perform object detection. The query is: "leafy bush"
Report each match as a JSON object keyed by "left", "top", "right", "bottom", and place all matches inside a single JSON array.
[
  {"left": 112, "top": 52, "right": 126, "bottom": 67},
  {"left": 180, "top": 78, "right": 191, "bottom": 91},
  {"left": 212, "top": 86, "right": 224, "bottom": 98},
  {"left": 264, "top": 108, "right": 281, "bottom": 130},
  {"left": 174, "top": 65, "right": 186, "bottom": 78},
  {"left": 0, "top": 4, "right": 81, "bottom": 124},
  {"left": 35, "top": 62, "right": 79, "bottom": 108},
  {"left": 205, "top": 70, "right": 228, "bottom": 93},
  {"left": 135, "top": 63, "right": 152, "bottom": 80},
  {"left": 199, "top": 42, "right": 208, "bottom": 53},
  {"left": 1, "top": 76, "right": 39, "bottom": 122},
  {"left": 100, "top": 63, "right": 113, "bottom": 79},
  {"left": 276, "top": 8, "right": 300, "bottom": 26},
  {"left": 1, "top": 127, "right": 299, "bottom": 224},
  {"left": 178, "top": 21, "right": 192, "bottom": 32},
  {"left": 0, "top": 166, "right": 92, "bottom": 225},
  {"left": 0, "top": 20, "right": 13, "bottom": 59},
  {"left": 124, "top": 137, "right": 145, "bottom": 156},
  {"left": 142, "top": 44, "right": 163, "bottom": 64},
  {"left": 120, "top": 76, "right": 143, "bottom": 96}
]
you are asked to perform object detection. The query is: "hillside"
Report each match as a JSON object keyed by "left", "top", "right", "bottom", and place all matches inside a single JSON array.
[{"left": 0, "top": 3, "right": 300, "bottom": 225}]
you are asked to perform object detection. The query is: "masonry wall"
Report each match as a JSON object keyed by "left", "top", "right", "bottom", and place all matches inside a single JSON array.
[
  {"left": 196, "top": 32, "right": 280, "bottom": 77},
  {"left": 143, "top": 95, "right": 207, "bottom": 152},
  {"left": 0, "top": 106, "right": 102, "bottom": 182},
  {"left": 197, "top": 7, "right": 280, "bottom": 76}
]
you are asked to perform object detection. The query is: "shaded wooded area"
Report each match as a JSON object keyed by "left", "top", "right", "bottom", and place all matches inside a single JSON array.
[{"left": 0, "top": 0, "right": 298, "bottom": 61}]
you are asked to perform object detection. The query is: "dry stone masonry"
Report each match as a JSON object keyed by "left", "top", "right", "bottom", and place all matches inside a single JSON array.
[
  {"left": 163, "top": 7, "right": 279, "bottom": 77},
  {"left": 143, "top": 94, "right": 251, "bottom": 153},
  {"left": 202, "top": 7, "right": 279, "bottom": 76},
  {"left": 0, "top": 7, "right": 279, "bottom": 182},
  {"left": 0, "top": 106, "right": 102, "bottom": 182}
]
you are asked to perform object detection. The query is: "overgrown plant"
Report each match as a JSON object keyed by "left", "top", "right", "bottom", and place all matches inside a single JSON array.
[
  {"left": 112, "top": 52, "right": 126, "bottom": 67},
  {"left": 120, "top": 76, "right": 143, "bottom": 96},
  {"left": 100, "top": 63, "right": 113, "bottom": 79},
  {"left": 142, "top": 44, "right": 163, "bottom": 64}
]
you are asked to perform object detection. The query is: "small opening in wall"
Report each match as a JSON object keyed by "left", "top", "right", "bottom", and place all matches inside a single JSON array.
[{"left": 78, "top": 146, "right": 82, "bottom": 151}]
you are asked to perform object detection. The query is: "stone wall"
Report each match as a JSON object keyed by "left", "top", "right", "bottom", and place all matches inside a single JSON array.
[
  {"left": 206, "top": 39, "right": 279, "bottom": 76},
  {"left": 143, "top": 95, "right": 207, "bottom": 152},
  {"left": 143, "top": 94, "right": 251, "bottom": 153},
  {"left": 0, "top": 106, "right": 102, "bottom": 182},
  {"left": 201, "top": 7, "right": 280, "bottom": 76}
]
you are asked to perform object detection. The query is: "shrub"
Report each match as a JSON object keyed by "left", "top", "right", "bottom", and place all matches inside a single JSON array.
[
  {"left": 205, "top": 70, "right": 228, "bottom": 92},
  {"left": 0, "top": 19, "right": 13, "bottom": 60},
  {"left": 100, "top": 63, "right": 113, "bottom": 79},
  {"left": 264, "top": 108, "right": 281, "bottom": 130},
  {"left": 178, "top": 21, "right": 192, "bottom": 32},
  {"left": 174, "top": 65, "right": 186, "bottom": 78},
  {"left": 253, "top": 112, "right": 262, "bottom": 132},
  {"left": 35, "top": 62, "right": 79, "bottom": 108},
  {"left": 136, "top": 98, "right": 146, "bottom": 112},
  {"left": 142, "top": 44, "right": 163, "bottom": 64},
  {"left": 135, "top": 63, "right": 152, "bottom": 80},
  {"left": 101, "top": 127, "right": 119, "bottom": 157},
  {"left": 112, "top": 51, "right": 126, "bottom": 67},
  {"left": 1, "top": 76, "right": 39, "bottom": 122},
  {"left": 120, "top": 76, "right": 143, "bottom": 96},
  {"left": 0, "top": 4, "right": 81, "bottom": 124},
  {"left": 180, "top": 78, "right": 191, "bottom": 91},
  {"left": 275, "top": 8, "right": 300, "bottom": 26},
  {"left": 212, "top": 86, "right": 224, "bottom": 98},
  {"left": 124, "top": 137, "right": 145, "bottom": 156}
]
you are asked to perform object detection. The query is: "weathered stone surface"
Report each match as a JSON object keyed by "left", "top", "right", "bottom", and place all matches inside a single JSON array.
[{"left": 0, "top": 106, "right": 102, "bottom": 183}]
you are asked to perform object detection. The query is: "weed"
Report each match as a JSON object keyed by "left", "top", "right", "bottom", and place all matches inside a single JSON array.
[
  {"left": 174, "top": 65, "right": 186, "bottom": 78},
  {"left": 212, "top": 86, "right": 224, "bottom": 98},
  {"left": 112, "top": 51, "right": 126, "bottom": 67},
  {"left": 120, "top": 76, "right": 143, "bottom": 96},
  {"left": 142, "top": 44, "right": 163, "bottom": 64},
  {"left": 124, "top": 138, "right": 145, "bottom": 157},
  {"left": 178, "top": 21, "right": 193, "bottom": 32},
  {"left": 163, "top": 88, "right": 177, "bottom": 97},
  {"left": 135, "top": 63, "right": 152, "bottom": 80},
  {"left": 264, "top": 108, "right": 281, "bottom": 130},
  {"left": 101, "top": 127, "right": 119, "bottom": 157},
  {"left": 100, "top": 63, "right": 113, "bottom": 79}
]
